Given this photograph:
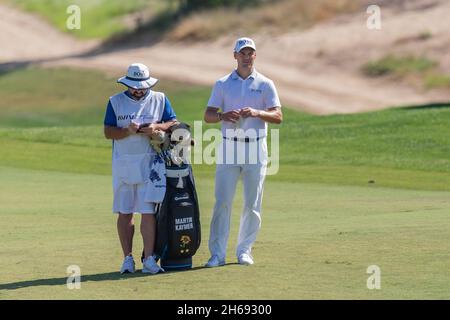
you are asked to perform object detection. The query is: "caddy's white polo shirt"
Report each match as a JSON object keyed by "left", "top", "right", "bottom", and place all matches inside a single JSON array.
[{"left": 207, "top": 69, "right": 281, "bottom": 137}]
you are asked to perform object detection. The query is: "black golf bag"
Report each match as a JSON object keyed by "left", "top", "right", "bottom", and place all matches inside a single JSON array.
[
  {"left": 153, "top": 163, "right": 201, "bottom": 270},
  {"left": 141, "top": 122, "right": 201, "bottom": 271}
]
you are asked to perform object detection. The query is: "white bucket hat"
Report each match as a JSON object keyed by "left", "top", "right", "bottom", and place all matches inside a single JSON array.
[
  {"left": 234, "top": 37, "right": 256, "bottom": 53},
  {"left": 117, "top": 63, "right": 158, "bottom": 89}
]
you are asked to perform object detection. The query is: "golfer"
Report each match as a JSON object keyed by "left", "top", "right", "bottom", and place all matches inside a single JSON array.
[
  {"left": 204, "top": 37, "right": 282, "bottom": 267},
  {"left": 104, "top": 63, "right": 177, "bottom": 274}
]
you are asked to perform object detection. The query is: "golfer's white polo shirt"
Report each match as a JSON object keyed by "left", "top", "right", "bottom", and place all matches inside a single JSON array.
[{"left": 207, "top": 69, "right": 281, "bottom": 138}]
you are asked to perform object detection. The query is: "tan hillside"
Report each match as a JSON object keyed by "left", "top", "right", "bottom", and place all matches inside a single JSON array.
[{"left": 0, "top": 0, "right": 449, "bottom": 114}]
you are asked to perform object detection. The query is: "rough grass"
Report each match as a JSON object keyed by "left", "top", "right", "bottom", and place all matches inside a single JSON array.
[
  {"left": 3, "top": 0, "right": 167, "bottom": 39},
  {"left": 361, "top": 55, "right": 436, "bottom": 77},
  {"left": 424, "top": 73, "right": 450, "bottom": 89},
  {"left": 361, "top": 55, "right": 450, "bottom": 89},
  {"left": 4, "top": 0, "right": 359, "bottom": 41},
  {"left": 168, "top": 0, "right": 359, "bottom": 41}
]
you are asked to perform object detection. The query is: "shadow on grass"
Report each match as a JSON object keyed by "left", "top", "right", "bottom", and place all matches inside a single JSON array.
[
  {"left": 0, "top": 61, "right": 33, "bottom": 76},
  {"left": 0, "top": 265, "right": 212, "bottom": 291},
  {"left": 399, "top": 102, "right": 450, "bottom": 110}
]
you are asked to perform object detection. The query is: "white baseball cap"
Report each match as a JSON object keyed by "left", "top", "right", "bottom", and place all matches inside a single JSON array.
[
  {"left": 117, "top": 63, "right": 158, "bottom": 89},
  {"left": 234, "top": 37, "right": 256, "bottom": 53}
]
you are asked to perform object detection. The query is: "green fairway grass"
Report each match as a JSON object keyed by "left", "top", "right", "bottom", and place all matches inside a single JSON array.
[
  {"left": 1, "top": 166, "right": 449, "bottom": 299},
  {"left": 0, "top": 67, "right": 449, "bottom": 299}
]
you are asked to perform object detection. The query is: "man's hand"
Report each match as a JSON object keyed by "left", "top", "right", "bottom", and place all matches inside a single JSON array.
[
  {"left": 240, "top": 107, "right": 260, "bottom": 118},
  {"left": 222, "top": 110, "right": 241, "bottom": 123},
  {"left": 127, "top": 121, "right": 140, "bottom": 134},
  {"left": 138, "top": 123, "right": 158, "bottom": 137}
]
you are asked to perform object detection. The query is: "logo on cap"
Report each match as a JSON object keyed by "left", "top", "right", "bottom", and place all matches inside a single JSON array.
[{"left": 235, "top": 37, "right": 256, "bottom": 52}]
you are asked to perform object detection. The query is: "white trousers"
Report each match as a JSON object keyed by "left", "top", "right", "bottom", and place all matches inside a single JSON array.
[{"left": 208, "top": 139, "right": 267, "bottom": 260}]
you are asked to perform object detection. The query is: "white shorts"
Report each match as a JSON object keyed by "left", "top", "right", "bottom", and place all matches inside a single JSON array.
[{"left": 112, "top": 179, "right": 156, "bottom": 214}]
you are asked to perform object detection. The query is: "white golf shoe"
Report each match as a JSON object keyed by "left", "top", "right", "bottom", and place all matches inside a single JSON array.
[
  {"left": 120, "top": 255, "right": 135, "bottom": 274},
  {"left": 238, "top": 253, "right": 254, "bottom": 266},
  {"left": 205, "top": 255, "right": 225, "bottom": 268},
  {"left": 142, "top": 255, "right": 165, "bottom": 274}
]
